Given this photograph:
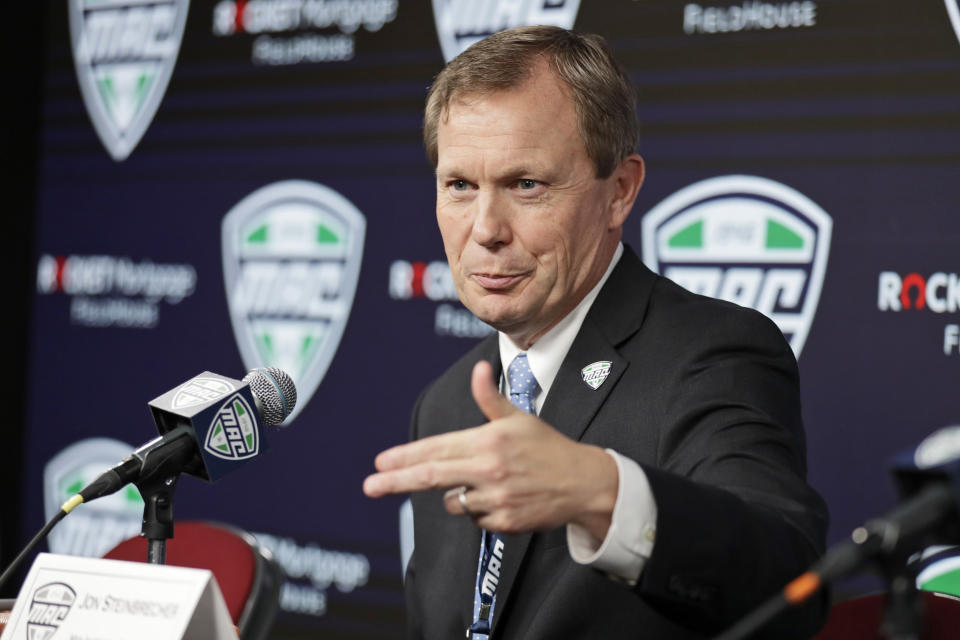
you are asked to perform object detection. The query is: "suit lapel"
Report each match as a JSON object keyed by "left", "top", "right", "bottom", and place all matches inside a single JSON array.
[
  {"left": 538, "top": 246, "right": 658, "bottom": 438},
  {"left": 491, "top": 247, "right": 657, "bottom": 633},
  {"left": 464, "top": 337, "right": 501, "bottom": 429},
  {"left": 540, "top": 320, "right": 627, "bottom": 440},
  {"left": 491, "top": 321, "right": 627, "bottom": 633}
]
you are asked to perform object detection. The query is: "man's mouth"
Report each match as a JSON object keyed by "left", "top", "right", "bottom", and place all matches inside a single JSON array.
[{"left": 470, "top": 272, "right": 529, "bottom": 291}]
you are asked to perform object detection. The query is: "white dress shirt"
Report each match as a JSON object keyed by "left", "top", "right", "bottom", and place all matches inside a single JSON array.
[{"left": 498, "top": 243, "right": 657, "bottom": 585}]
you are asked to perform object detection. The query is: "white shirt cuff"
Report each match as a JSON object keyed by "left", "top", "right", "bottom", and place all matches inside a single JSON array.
[{"left": 566, "top": 449, "right": 657, "bottom": 585}]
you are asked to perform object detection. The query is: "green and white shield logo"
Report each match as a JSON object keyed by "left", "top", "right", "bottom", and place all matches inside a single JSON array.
[
  {"left": 948, "top": 1, "right": 960, "bottom": 46},
  {"left": 432, "top": 0, "right": 581, "bottom": 62},
  {"left": 69, "top": 0, "right": 190, "bottom": 161},
  {"left": 581, "top": 361, "right": 612, "bottom": 390},
  {"left": 44, "top": 438, "right": 144, "bottom": 558},
  {"left": 173, "top": 377, "right": 235, "bottom": 409},
  {"left": 222, "top": 180, "right": 366, "bottom": 423},
  {"left": 641, "top": 175, "right": 832, "bottom": 358},
  {"left": 204, "top": 393, "right": 259, "bottom": 460}
]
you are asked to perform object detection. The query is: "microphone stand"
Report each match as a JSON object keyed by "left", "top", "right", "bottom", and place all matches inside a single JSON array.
[
  {"left": 136, "top": 473, "right": 181, "bottom": 565},
  {"left": 877, "top": 550, "right": 923, "bottom": 640},
  {"left": 131, "top": 426, "right": 199, "bottom": 565},
  {"left": 714, "top": 483, "right": 956, "bottom": 640}
]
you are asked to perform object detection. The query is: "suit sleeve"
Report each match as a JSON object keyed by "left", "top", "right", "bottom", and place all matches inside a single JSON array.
[{"left": 633, "top": 303, "right": 828, "bottom": 638}]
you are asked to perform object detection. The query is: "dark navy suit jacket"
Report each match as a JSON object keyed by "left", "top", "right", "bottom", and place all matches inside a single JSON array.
[{"left": 404, "top": 246, "right": 828, "bottom": 639}]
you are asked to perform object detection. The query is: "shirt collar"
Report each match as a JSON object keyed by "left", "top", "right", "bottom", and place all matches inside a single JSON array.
[{"left": 499, "top": 242, "right": 623, "bottom": 411}]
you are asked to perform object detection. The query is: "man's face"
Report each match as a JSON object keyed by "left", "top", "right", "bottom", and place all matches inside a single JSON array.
[{"left": 435, "top": 64, "right": 634, "bottom": 347}]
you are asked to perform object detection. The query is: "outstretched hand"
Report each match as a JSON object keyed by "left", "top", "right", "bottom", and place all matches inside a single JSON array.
[{"left": 363, "top": 360, "right": 618, "bottom": 538}]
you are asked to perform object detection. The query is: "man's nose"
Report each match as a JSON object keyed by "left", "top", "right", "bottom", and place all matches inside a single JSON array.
[{"left": 471, "top": 189, "right": 512, "bottom": 247}]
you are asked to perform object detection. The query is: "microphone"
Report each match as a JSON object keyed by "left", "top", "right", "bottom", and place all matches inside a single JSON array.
[
  {"left": 798, "top": 428, "right": 960, "bottom": 588},
  {"left": 890, "top": 425, "right": 960, "bottom": 544},
  {"left": 714, "top": 428, "right": 960, "bottom": 640},
  {"left": 0, "top": 368, "right": 298, "bottom": 591},
  {"left": 75, "top": 367, "right": 297, "bottom": 505}
]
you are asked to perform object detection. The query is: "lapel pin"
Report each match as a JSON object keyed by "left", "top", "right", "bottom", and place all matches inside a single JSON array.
[{"left": 581, "top": 361, "right": 612, "bottom": 390}]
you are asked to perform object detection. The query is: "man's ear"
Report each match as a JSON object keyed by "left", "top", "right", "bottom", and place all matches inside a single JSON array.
[{"left": 607, "top": 154, "right": 645, "bottom": 231}]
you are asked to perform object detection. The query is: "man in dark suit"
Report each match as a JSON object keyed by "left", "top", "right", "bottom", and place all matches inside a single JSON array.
[{"left": 364, "top": 26, "right": 828, "bottom": 639}]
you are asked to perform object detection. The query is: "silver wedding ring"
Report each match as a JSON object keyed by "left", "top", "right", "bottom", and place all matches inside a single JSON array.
[{"left": 457, "top": 485, "right": 474, "bottom": 517}]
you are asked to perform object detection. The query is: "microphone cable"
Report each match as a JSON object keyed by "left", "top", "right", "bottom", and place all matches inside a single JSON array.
[{"left": 0, "top": 494, "right": 84, "bottom": 593}]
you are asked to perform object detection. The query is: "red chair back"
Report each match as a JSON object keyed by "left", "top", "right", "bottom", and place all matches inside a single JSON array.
[
  {"left": 103, "top": 521, "right": 280, "bottom": 639},
  {"left": 813, "top": 592, "right": 960, "bottom": 640}
]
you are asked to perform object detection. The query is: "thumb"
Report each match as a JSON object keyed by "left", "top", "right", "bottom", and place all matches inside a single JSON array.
[{"left": 471, "top": 360, "right": 517, "bottom": 421}]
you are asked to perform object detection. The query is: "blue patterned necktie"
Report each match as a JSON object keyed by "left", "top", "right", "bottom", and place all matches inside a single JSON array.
[
  {"left": 468, "top": 354, "right": 539, "bottom": 638},
  {"left": 507, "top": 353, "right": 538, "bottom": 414}
]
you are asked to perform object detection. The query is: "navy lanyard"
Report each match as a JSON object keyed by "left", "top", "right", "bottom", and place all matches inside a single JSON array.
[
  {"left": 468, "top": 529, "right": 504, "bottom": 636},
  {"left": 466, "top": 365, "right": 533, "bottom": 637}
]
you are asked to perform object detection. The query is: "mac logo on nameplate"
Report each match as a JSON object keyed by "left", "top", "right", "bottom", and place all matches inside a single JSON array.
[{"left": 0, "top": 553, "right": 235, "bottom": 640}]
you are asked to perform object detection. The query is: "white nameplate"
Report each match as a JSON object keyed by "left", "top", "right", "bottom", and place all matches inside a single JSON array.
[{"left": 0, "top": 553, "right": 236, "bottom": 640}]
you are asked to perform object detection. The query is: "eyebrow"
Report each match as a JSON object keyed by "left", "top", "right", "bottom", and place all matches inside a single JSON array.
[
  {"left": 499, "top": 166, "right": 541, "bottom": 182},
  {"left": 435, "top": 165, "right": 546, "bottom": 182}
]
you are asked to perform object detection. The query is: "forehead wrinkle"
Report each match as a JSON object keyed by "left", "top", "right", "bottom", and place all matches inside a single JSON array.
[
  {"left": 437, "top": 138, "right": 551, "bottom": 179},
  {"left": 439, "top": 127, "right": 585, "bottom": 184},
  {"left": 436, "top": 69, "right": 587, "bottom": 183}
]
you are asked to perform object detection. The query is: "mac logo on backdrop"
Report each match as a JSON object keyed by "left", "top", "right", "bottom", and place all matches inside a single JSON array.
[
  {"left": 947, "top": 1, "right": 960, "bottom": 47},
  {"left": 222, "top": 180, "right": 366, "bottom": 423},
  {"left": 432, "top": 0, "right": 581, "bottom": 62},
  {"left": 641, "top": 175, "right": 833, "bottom": 358},
  {"left": 69, "top": 0, "right": 190, "bottom": 161}
]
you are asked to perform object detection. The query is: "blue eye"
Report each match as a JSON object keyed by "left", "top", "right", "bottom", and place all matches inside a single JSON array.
[
  {"left": 518, "top": 179, "right": 538, "bottom": 190},
  {"left": 451, "top": 179, "right": 470, "bottom": 191}
]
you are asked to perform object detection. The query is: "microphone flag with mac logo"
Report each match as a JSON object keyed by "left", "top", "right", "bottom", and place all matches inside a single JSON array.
[
  {"left": 68, "top": 0, "right": 189, "bottom": 161},
  {"left": 148, "top": 371, "right": 267, "bottom": 481},
  {"left": 222, "top": 180, "right": 366, "bottom": 423},
  {"left": 641, "top": 175, "right": 832, "bottom": 358}
]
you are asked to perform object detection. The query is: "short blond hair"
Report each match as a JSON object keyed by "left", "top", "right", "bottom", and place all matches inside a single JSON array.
[{"left": 423, "top": 26, "right": 639, "bottom": 179}]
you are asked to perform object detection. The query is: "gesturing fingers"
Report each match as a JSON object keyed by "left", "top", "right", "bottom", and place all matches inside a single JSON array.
[
  {"left": 441, "top": 483, "right": 548, "bottom": 534},
  {"left": 373, "top": 426, "right": 481, "bottom": 472},
  {"left": 364, "top": 422, "right": 517, "bottom": 498},
  {"left": 444, "top": 486, "right": 479, "bottom": 518},
  {"left": 363, "top": 457, "right": 473, "bottom": 498},
  {"left": 442, "top": 485, "right": 499, "bottom": 527},
  {"left": 365, "top": 360, "right": 522, "bottom": 499}
]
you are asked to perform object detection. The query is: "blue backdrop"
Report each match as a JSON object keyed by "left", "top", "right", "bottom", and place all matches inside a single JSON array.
[{"left": 16, "top": 1, "right": 960, "bottom": 637}]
